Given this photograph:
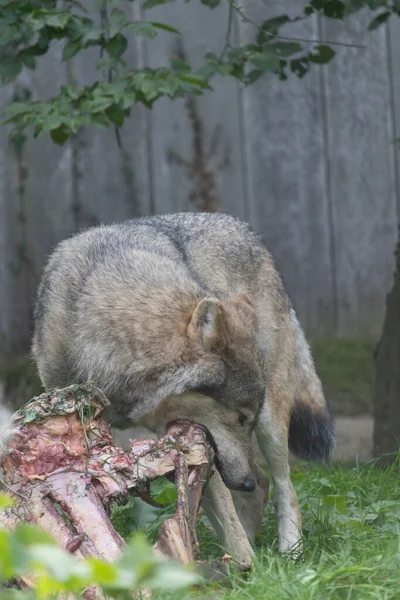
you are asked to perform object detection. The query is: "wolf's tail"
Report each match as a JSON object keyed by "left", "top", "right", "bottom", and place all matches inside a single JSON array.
[{"left": 288, "top": 310, "right": 335, "bottom": 462}]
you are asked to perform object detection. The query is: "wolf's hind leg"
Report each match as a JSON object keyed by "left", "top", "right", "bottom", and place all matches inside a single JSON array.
[
  {"left": 255, "top": 398, "right": 302, "bottom": 554},
  {"left": 201, "top": 468, "right": 255, "bottom": 567}
]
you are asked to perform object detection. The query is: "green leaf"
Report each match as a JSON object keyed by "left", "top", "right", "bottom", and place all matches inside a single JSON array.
[
  {"left": 309, "top": 44, "right": 336, "bottom": 64},
  {"left": 201, "top": 0, "right": 222, "bottom": 7},
  {"left": 89, "top": 96, "right": 115, "bottom": 113},
  {"left": 257, "top": 15, "right": 291, "bottom": 44},
  {"left": 269, "top": 41, "right": 302, "bottom": 57},
  {"left": 305, "top": 0, "right": 345, "bottom": 19},
  {"left": 34, "top": 124, "right": 43, "bottom": 138},
  {"left": 62, "top": 38, "right": 82, "bottom": 61},
  {"left": 146, "top": 562, "right": 201, "bottom": 589},
  {"left": 170, "top": 57, "right": 191, "bottom": 73},
  {"left": 290, "top": 57, "right": 310, "bottom": 78},
  {"left": 107, "top": 33, "right": 128, "bottom": 58},
  {"left": 91, "top": 113, "right": 110, "bottom": 128},
  {"left": 250, "top": 48, "right": 280, "bottom": 72},
  {"left": 322, "top": 494, "right": 347, "bottom": 513},
  {"left": 64, "top": 85, "right": 81, "bottom": 100},
  {"left": 244, "top": 68, "right": 264, "bottom": 85},
  {"left": 50, "top": 125, "right": 70, "bottom": 145},
  {"left": 18, "top": 50, "right": 36, "bottom": 70},
  {"left": 128, "top": 22, "right": 158, "bottom": 39},
  {"left": 143, "top": 0, "right": 177, "bottom": 9},
  {"left": 140, "top": 77, "right": 161, "bottom": 101},
  {"left": 0, "top": 57, "right": 22, "bottom": 82},
  {"left": 150, "top": 477, "right": 178, "bottom": 506},
  {"left": 109, "top": 8, "right": 126, "bottom": 38},
  {"left": 368, "top": 11, "right": 391, "bottom": 31},
  {"left": 87, "top": 558, "right": 118, "bottom": 585},
  {"left": 227, "top": 46, "right": 248, "bottom": 63},
  {"left": 178, "top": 74, "right": 212, "bottom": 90},
  {"left": 28, "top": 543, "right": 91, "bottom": 582},
  {"left": 106, "top": 104, "right": 125, "bottom": 127},
  {"left": 40, "top": 10, "right": 70, "bottom": 29},
  {"left": 29, "top": 38, "right": 51, "bottom": 57},
  {"left": 0, "top": 493, "right": 15, "bottom": 510},
  {"left": 0, "top": 529, "right": 27, "bottom": 579},
  {"left": 81, "top": 27, "right": 103, "bottom": 45},
  {"left": 150, "top": 21, "right": 181, "bottom": 34},
  {"left": 15, "top": 525, "right": 55, "bottom": 546}
]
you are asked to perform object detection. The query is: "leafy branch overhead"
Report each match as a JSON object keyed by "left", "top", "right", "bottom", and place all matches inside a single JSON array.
[{"left": 0, "top": 0, "right": 397, "bottom": 143}]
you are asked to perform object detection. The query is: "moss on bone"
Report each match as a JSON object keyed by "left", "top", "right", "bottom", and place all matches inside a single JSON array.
[{"left": 15, "top": 383, "right": 110, "bottom": 425}]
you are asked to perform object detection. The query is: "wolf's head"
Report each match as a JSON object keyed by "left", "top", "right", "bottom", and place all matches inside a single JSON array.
[{"left": 144, "top": 294, "right": 266, "bottom": 492}]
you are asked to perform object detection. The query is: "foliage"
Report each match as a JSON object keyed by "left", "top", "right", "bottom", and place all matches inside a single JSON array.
[
  {"left": 112, "top": 495, "right": 177, "bottom": 543},
  {"left": 106, "top": 459, "right": 400, "bottom": 600},
  {"left": 0, "top": 493, "right": 200, "bottom": 599},
  {"left": 1, "top": 0, "right": 396, "bottom": 143},
  {"left": 164, "top": 458, "right": 400, "bottom": 600}
]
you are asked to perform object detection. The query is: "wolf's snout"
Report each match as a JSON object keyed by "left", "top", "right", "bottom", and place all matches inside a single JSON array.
[{"left": 237, "top": 476, "right": 257, "bottom": 493}]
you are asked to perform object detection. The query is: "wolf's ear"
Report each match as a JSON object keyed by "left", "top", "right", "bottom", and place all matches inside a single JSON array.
[{"left": 187, "top": 297, "right": 227, "bottom": 351}]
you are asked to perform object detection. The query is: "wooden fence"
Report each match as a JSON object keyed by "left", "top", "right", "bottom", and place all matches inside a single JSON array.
[{"left": 1, "top": 1, "right": 399, "bottom": 357}]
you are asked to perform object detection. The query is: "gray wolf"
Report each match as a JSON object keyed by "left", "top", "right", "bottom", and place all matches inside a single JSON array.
[{"left": 32, "top": 212, "right": 334, "bottom": 562}]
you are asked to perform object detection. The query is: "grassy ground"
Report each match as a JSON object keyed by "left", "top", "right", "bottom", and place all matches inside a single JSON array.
[{"left": 113, "top": 459, "right": 400, "bottom": 600}]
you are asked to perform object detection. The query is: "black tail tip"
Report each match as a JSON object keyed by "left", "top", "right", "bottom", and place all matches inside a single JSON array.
[{"left": 289, "top": 402, "right": 335, "bottom": 462}]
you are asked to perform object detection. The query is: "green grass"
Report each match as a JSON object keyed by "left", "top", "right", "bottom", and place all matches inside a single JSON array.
[{"left": 114, "top": 460, "right": 400, "bottom": 600}]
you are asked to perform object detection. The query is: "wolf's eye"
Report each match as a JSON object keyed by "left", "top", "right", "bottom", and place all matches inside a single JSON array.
[{"left": 238, "top": 413, "right": 246, "bottom": 426}]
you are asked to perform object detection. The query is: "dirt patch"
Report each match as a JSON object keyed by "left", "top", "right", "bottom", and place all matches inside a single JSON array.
[{"left": 333, "top": 416, "right": 373, "bottom": 462}]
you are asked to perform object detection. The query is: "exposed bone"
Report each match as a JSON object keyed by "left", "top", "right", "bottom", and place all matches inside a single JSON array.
[{"left": 0, "top": 384, "right": 215, "bottom": 597}]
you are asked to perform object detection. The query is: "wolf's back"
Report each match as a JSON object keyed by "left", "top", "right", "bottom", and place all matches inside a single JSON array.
[{"left": 33, "top": 212, "right": 334, "bottom": 460}]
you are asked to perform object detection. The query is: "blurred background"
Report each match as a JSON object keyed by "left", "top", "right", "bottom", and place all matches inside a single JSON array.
[{"left": 1, "top": 1, "right": 399, "bottom": 461}]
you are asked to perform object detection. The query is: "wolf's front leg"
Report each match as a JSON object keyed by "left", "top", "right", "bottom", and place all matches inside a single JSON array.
[
  {"left": 255, "top": 401, "right": 302, "bottom": 554},
  {"left": 201, "top": 468, "right": 255, "bottom": 567}
]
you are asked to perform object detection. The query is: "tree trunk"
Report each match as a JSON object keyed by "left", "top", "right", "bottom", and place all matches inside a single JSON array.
[{"left": 373, "top": 233, "right": 400, "bottom": 462}]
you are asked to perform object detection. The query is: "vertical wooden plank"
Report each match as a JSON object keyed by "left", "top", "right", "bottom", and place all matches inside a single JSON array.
[
  {"left": 0, "top": 116, "right": 14, "bottom": 355},
  {"left": 0, "top": 85, "right": 31, "bottom": 356},
  {"left": 1, "top": 42, "right": 75, "bottom": 355},
  {"left": 388, "top": 15, "right": 400, "bottom": 222},
  {"left": 0, "top": 139, "right": 9, "bottom": 353},
  {"left": 22, "top": 43, "right": 75, "bottom": 281},
  {"left": 123, "top": 1, "right": 154, "bottom": 217},
  {"left": 143, "top": 2, "right": 246, "bottom": 219},
  {"left": 238, "top": 2, "right": 334, "bottom": 336},
  {"left": 71, "top": 2, "right": 151, "bottom": 226},
  {"left": 321, "top": 11, "right": 398, "bottom": 337}
]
